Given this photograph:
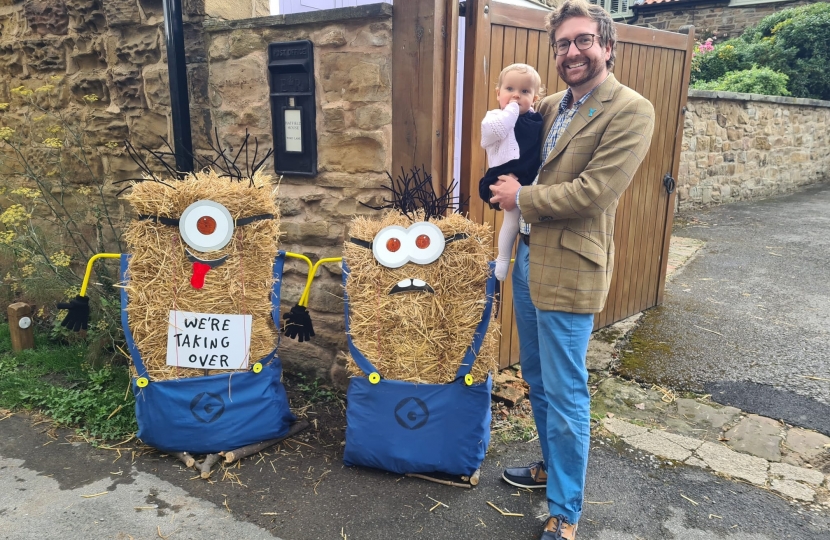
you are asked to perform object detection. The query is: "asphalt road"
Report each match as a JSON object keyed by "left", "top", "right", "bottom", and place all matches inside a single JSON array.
[
  {"left": 2, "top": 411, "right": 828, "bottom": 540},
  {"left": 619, "top": 183, "right": 830, "bottom": 434}
]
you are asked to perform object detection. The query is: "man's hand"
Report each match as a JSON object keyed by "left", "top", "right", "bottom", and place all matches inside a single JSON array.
[{"left": 489, "top": 174, "right": 521, "bottom": 211}]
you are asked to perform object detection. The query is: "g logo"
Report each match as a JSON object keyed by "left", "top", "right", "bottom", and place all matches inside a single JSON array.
[
  {"left": 394, "top": 397, "right": 429, "bottom": 430},
  {"left": 190, "top": 392, "right": 226, "bottom": 423}
]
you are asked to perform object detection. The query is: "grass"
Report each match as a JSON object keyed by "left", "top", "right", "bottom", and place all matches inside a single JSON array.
[{"left": 0, "top": 323, "right": 137, "bottom": 442}]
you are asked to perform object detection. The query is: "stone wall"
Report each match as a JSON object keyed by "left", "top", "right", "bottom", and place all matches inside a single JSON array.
[
  {"left": 677, "top": 90, "right": 830, "bottom": 208},
  {"left": 0, "top": 0, "right": 209, "bottom": 186},
  {"left": 632, "top": 0, "right": 812, "bottom": 38},
  {"left": 202, "top": 5, "right": 393, "bottom": 382}
]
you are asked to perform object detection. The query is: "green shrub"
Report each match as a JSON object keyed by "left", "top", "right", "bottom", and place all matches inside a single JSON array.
[
  {"left": 738, "top": 3, "right": 830, "bottom": 100},
  {"left": 691, "top": 66, "right": 791, "bottom": 96},
  {"left": 691, "top": 40, "right": 752, "bottom": 84}
]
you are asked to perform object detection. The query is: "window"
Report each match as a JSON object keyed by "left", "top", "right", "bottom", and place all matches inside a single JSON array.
[{"left": 589, "top": 0, "right": 634, "bottom": 20}]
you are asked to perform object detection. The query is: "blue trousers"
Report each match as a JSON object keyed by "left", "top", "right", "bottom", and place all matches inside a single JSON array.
[{"left": 512, "top": 240, "right": 594, "bottom": 523}]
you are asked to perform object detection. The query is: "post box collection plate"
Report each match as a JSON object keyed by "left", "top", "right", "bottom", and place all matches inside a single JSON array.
[{"left": 268, "top": 40, "right": 317, "bottom": 176}]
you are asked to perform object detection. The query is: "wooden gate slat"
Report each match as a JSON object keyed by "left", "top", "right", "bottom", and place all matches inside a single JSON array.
[{"left": 633, "top": 46, "right": 670, "bottom": 314}]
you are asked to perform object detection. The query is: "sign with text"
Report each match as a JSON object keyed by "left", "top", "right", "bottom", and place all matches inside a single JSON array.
[{"left": 166, "top": 311, "right": 252, "bottom": 370}]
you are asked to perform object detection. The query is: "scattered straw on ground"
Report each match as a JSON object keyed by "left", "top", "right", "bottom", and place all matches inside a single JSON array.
[
  {"left": 121, "top": 169, "right": 281, "bottom": 380},
  {"left": 343, "top": 210, "right": 499, "bottom": 384}
]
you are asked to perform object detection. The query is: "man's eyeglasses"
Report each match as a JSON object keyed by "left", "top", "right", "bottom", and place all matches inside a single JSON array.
[{"left": 554, "top": 33, "right": 600, "bottom": 56}]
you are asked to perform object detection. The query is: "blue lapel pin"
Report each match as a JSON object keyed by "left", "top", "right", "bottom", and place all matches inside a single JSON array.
[{"left": 588, "top": 108, "right": 596, "bottom": 117}]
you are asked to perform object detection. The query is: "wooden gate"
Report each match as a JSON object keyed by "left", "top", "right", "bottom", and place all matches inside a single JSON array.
[{"left": 459, "top": 0, "right": 694, "bottom": 368}]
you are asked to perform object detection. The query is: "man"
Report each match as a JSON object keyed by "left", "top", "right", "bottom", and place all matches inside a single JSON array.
[{"left": 488, "top": 1, "right": 655, "bottom": 539}]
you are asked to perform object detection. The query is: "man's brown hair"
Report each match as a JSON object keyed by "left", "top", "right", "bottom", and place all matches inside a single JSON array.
[{"left": 545, "top": 0, "right": 617, "bottom": 71}]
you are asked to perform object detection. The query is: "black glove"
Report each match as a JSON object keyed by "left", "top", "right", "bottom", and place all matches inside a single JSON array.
[
  {"left": 56, "top": 295, "right": 90, "bottom": 332},
  {"left": 282, "top": 304, "right": 315, "bottom": 342}
]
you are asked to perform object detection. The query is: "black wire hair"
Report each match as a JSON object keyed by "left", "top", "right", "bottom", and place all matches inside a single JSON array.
[
  {"left": 115, "top": 129, "right": 274, "bottom": 196},
  {"left": 361, "top": 166, "right": 468, "bottom": 221}
]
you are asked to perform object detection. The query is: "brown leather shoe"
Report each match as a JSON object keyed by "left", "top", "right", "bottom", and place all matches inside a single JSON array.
[{"left": 540, "top": 515, "right": 578, "bottom": 540}]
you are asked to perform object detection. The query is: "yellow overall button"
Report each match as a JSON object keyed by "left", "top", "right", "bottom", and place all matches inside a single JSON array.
[
  {"left": 252, "top": 362, "right": 263, "bottom": 373},
  {"left": 368, "top": 372, "right": 381, "bottom": 384},
  {"left": 464, "top": 374, "right": 474, "bottom": 386},
  {"left": 136, "top": 377, "right": 149, "bottom": 388}
]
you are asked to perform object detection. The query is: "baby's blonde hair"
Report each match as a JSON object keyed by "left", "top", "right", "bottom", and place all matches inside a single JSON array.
[{"left": 496, "top": 63, "right": 546, "bottom": 98}]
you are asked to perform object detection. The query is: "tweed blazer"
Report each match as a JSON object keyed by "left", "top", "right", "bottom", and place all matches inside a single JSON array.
[{"left": 517, "top": 74, "right": 655, "bottom": 313}]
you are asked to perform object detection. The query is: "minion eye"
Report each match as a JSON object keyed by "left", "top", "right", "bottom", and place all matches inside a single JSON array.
[
  {"left": 372, "top": 225, "right": 409, "bottom": 268},
  {"left": 179, "top": 200, "right": 234, "bottom": 252},
  {"left": 407, "top": 222, "right": 445, "bottom": 265}
]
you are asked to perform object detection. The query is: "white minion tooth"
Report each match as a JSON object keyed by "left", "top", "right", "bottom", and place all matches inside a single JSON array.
[
  {"left": 397, "top": 279, "right": 412, "bottom": 288},
  {"left": 412, "top": 279, "right": 426, "bottom": 287}
]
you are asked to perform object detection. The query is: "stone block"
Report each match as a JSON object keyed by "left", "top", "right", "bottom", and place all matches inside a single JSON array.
[
  {"left": 725, "top": 414, "right": 783, "bottom": 462},
  {"left": 22, "top": 38, "right": 67, "bottom": 72},
  {"left": 228, "top": 30, "right": 266, "bottom": 59},
  {"left": 115, "top": 27, "right": 161, "bottom": 66},
  {"left": 319, "top": 52, "right": 390, "bottom": 103},
  {"left": 69, "top": 72, "right": 109, "bottom": 103},
  {"left": 586, "top": 338, "right": 615, "bottom": 372},
  {"left": 769, "top": 462, "right": 825, "bottom": 486},
  {"left": 675, "top": 398, "right": 740, "bottom": 429},
  {"left": 315, "top": 29, "right": 347, "bottom": 48},
  {"left": 318, "top": 132, "right": 385, "bottom": 173},
  {"left": 602, "top": 417, "right": 649, "bottom": 439},
  {"left": 354, "top": 103, "right": 391, "bottom": 131},
  {"left": 323, "top": 107, "right": 347, "bottom": 132},
  {"left": 85, "top": 109, "right": 129, "bottom": 145},
  {"left": 25, "top": 1, "right": 69, "bottom": 36},
  {"left": 110, "top": 67, "right": 144, "bottom": 108},
  {"left": 695, "top": 441, "right": 768, "bottom": 485},
  {"left": 770, "top": 479, "right": 815, "bottom": 502},
  {"left": 784, "top": 428, "right": 830, "bottom": 462},
  {"left": 103, "top": 0, "right": 140, "bottom": 27},
  {"left": 127, "top": 111, "right": 169, "bottom": 148},
  {"left": 0, "top": 43, "right": 24, "bottom": 77},
  {"left": 626, "top": 433, "right": 692, "bottom": 461},
  {"left": 208, "top": 34, "right": 230, "bottom": 61},
  {"left": 143, "top": 62, "right": 171, "bottom": 108}
]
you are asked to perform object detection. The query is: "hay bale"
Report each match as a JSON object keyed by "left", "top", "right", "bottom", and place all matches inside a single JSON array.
[
  {"left": 121, "top": 169, "right": 281, "bottom": 380},
  {"left": 344, "top": 210, "right": 499, "bottom": 384}
]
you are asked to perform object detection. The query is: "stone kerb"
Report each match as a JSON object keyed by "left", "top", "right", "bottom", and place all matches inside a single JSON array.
[
  {"left": 677, "top": 89, "right": 830, "bottom": 209},
  {"left": 202, "top": 4, "right": 393, "bottom": 379}
]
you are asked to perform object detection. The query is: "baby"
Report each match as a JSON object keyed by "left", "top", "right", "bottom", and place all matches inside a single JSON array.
[{"left": 479, "top": 63, "right": 544, "bottom": 281}]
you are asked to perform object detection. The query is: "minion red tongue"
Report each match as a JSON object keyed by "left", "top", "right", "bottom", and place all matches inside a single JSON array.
[{"left": 190, "top": 261, "right": 212, "bottom": 289}]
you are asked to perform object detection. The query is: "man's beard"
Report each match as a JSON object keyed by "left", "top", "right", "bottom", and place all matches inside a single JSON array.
[{"left": 557, "top": 54, "right": 604, "bottom": 88}]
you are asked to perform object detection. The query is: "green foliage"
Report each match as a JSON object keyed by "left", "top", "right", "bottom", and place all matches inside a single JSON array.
[
  {"left": 691, "top": 40, "right": 751, "bottom": 84},
  {"left": 0, "top": 324, "right": 136, "bottom": 441},
  {"left": 691, "top": 66, "right": 791, "bottom": 97},
  {"left": 0, "top": 82, "right": 125, "bottom": 357},
  {"left": 692, "top": 3, "right": 830, "bottom": 99},
  {"left": 287, "top": 373, "right": 342, "bottom": 405}
]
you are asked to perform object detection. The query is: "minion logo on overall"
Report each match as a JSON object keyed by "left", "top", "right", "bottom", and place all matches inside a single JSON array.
[
  {"left": 59, "top": 134, "right": 307, "bottom": 475},
  {"left": 341, "top": 167, "right": 499, "bottom": 482}
]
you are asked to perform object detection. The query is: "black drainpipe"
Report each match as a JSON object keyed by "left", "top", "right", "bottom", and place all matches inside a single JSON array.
[{"left": 162, "top": 0, "right": 194, "bottom": 174}]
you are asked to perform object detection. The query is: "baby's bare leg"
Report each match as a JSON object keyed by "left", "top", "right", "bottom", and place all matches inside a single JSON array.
[{"left": 495, "top": 207, "right": 520, "bottom": 281}]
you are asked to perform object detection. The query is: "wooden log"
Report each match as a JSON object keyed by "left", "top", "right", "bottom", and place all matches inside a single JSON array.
[
  {"left": 173, "top": 451, "right": 195, "bottom": 468},
  {"left": 221, "top": 420, "right": 310, "bottom": 464},
  {"left": 405, "top": 472, "right": 472, "bottom": 489},
  {"left": 199, "top": 453, "right": 221, "bottom": 478},
  {"left": 7, "top": 303, "right": 34, "bottom": 352},
  {"left": 470, "top": 468, "right": 481, "bottom": 486}
]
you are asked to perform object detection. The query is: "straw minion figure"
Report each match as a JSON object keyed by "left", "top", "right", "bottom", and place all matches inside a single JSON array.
[
  {"left": 59, "top": 137, "right": 303, "bottom": 471},
  {"left": 340, "top": 167, "right": 499, "bottom": 480}
]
